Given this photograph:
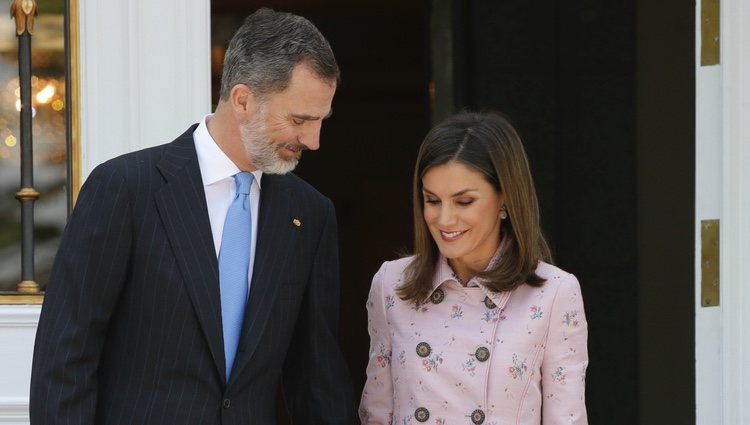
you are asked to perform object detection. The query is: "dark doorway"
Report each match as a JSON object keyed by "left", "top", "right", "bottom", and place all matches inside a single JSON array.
[
  {"left": 211, "top": 1, "right": 430, "bottom": 423},
  {"left": 211, "top": 1, "right": 695, "bottom": 424}
]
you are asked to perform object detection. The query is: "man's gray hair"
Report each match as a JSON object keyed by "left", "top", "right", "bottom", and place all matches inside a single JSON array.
[{"left": 219, "top": 8, "right": 340, "bottom": 101}]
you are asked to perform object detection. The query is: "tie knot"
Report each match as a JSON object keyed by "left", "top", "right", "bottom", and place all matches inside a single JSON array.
[{"left": 234, "top": 172, "right": 253, "bottom": 195}]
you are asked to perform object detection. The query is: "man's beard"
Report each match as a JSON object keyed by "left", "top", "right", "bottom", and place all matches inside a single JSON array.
[{"left": 240, "top": 112, "right": 303, "bottom": 175}]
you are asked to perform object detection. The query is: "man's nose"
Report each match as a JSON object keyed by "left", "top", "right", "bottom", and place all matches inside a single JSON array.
[{"left": 297, "top": 122, "right": 322, "bottom": 151}]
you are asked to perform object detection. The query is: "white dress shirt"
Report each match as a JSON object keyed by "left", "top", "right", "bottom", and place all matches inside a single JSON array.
[{"left": 193, "top": 114, "right": 262, "bottom": 292}]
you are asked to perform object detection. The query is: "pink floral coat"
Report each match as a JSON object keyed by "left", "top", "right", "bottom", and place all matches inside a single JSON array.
[{"left": 359, "top": 256, "right": 588, "bottom": 425}]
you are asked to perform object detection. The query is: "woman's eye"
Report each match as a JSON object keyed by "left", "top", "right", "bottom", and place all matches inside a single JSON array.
[
  {"left": 456, "top": 199, "right": 474, "bottom": 206},
  {"left": 425, "top": 199, "right": 440, "bottom": 205}
]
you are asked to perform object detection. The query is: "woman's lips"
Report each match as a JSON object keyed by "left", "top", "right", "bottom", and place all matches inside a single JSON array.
[{"left": 440, "top": 230, "right": 467, "bottom": 241}]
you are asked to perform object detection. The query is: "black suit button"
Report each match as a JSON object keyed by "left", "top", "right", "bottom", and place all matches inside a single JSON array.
[
  {"left": 223, "top": 398, "right": 231, "bottom": 409},
  {"left": 475, "top": 346, "right": 490, "bottom": 362},
  {"left": 416, "top": 342, "right": 432, "bottom": 358},
  {"left": 471, "top": 409, "right": 485, "bottom": 424},
  {"left": 414, "top": 407, "right": 430, "bottom": 422},
  {"left": 430, "top": 289, "right": 445, "bottom": 304}
]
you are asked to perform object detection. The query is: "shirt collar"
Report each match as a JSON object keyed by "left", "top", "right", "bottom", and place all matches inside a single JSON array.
[
  {"left": 193, "top": 114, "right": 263, "bottom": 187},
  {"left": 429, "top": 237, "right": 509, "bottom": 296}
]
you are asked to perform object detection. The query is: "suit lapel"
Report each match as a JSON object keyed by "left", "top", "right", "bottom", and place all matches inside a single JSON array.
[
  {"left": 230, "top": 174, "right": 295, "bottom": 382},
  {"left": 154, "top": 127, "right": 226, "bottom": 382}
]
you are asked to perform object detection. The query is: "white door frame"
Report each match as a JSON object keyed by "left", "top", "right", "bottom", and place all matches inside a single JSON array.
[
  {"left": 695, "top": 0, "right": 750, "bottom": 423},
  {"left": 719, "top": 0, "right": 750, "bottom": 420}
]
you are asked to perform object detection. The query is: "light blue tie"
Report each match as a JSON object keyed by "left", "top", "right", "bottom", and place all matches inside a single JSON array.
[{"left": 219, "top": 172, "right": 253, "bottom": 381}]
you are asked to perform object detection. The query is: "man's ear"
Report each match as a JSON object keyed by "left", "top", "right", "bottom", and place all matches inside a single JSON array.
[{"left": 229, "top": 84, "right": 258, "bottom": 119}]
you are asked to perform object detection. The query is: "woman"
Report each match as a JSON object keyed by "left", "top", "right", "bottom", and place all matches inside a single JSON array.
[{"left": 360, "top": 111, "right": 588, "bottom": 424}]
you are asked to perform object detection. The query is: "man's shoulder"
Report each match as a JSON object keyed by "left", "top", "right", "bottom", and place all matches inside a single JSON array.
[
  {"left": 109, "top": 143, "right": 169, "bottom": 163},
  {"left": 268, "top": 172, "right": 330, "bottom": 203},
  {"left": 95, "top": 125, "right": 197, "bottom": 174}
]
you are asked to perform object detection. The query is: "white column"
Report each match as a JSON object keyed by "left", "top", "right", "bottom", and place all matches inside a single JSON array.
[
  {"left": 78, "top": 0, "right": 211, "bottom": 179},
  {"left": 721, "top": 0, "right": 750, "bottom": 422}
]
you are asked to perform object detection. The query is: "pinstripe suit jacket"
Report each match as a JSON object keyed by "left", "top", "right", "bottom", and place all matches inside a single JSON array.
[{"left": 29, "top": 125, "right": 356, "bottom": 424}]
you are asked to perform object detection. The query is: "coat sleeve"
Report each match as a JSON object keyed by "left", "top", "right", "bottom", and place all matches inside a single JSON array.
[
  {"left": 359, "top": 261, "right": 394, "bottom": 425},
  {"left": 541, "top": 273, "right": 589, "bottom": 424},
  {"left": 281, "top": 199, "right": 357, "bottom": 424},
  {"left": 29, "top": 162, "right": 132, "bottom": 424}
]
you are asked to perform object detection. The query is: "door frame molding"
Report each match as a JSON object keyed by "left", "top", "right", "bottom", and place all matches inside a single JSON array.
[{"left": 695, "top": 0, "right": 750, "bottom": 423}]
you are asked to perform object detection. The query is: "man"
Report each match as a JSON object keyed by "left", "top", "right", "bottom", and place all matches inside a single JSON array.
[{"left": 30, "top": 8, "right": 356, "bottom": 424}]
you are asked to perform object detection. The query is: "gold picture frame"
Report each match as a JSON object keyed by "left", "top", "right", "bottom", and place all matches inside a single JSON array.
[{"left": 0, "top": 0, "right": 79, "bottom": 304}]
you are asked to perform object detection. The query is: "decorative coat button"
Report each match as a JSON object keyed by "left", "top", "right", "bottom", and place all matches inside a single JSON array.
[
  {"left": 430, "top": 288, "right": 445, "bottom": 304},
  {"left": 416, "top": 342, "right": 432, "bottom": 358},
  {"left": 471, "top": 409, "right": 485, "bottom": 424},
  {"left": 475, "top": 346, "right": 490, "bottom": 362},
  {"left": 414, "top": 407, "right": 430, "bottom": 422},
  {"left": 483, "top": 296, "right": 496, "bottom": 309},
  {"left": 222, "top": 398, "right": 231, "bottom": 409}
]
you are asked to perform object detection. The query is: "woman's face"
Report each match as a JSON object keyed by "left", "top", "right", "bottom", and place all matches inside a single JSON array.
[{"left": 422, "top": 160, "right": 504, "bottom": 272}]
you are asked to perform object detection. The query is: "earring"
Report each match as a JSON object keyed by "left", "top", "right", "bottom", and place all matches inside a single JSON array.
[{"left": 499, "top": 205, "right": 508, "bottom": 220}]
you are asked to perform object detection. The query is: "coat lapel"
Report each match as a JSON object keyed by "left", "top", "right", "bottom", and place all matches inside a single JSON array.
[
  {"left": 154, "top": 127, "right": 226, "bottom": 382},
  {"left": 229, "top": 174, "right": 295, "bottom": 383}
]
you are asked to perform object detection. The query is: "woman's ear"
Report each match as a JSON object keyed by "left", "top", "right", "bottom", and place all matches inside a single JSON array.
[{"left": 498, "top": 194, "right": 508, "bottom": 219}]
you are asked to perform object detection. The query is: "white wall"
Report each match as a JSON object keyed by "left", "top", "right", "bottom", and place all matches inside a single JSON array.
[
  {"left": 0, "top": 307, "right": 39, "bottom": 425},
  {"left": 0, "top": 0, "right": 211, "bottom": 422}
]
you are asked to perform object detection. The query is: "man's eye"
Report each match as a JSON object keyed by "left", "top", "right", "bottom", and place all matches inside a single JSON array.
[{"left": 292, "top": 118, "right": 305, "bottom": 125}]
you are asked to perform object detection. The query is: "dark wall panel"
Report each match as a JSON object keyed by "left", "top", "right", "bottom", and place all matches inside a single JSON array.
[{"left": 636, "top": 0, "right": 695, "bottom": 423}]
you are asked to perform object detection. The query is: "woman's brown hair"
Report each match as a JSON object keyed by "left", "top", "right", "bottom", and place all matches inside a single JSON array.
[{"left": 397, "top": 111, "right": 552, "bottom": 303}]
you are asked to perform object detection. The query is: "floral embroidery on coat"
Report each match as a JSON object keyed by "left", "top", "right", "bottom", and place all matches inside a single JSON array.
[
  {"left": 462, "top": 356, "right": 477, "bottom": 377},
  {"left": 482, "top": 307, "right": 506, "bottom": 323},
  {"left": 385, "top": 295, "right": 395, "bottom": 310},
  {"left": 563, "top": 310, "right": 580, "bottom": 327},
  {"left": 551, "top": 366, "right": 567, "bottom": 385},
  {"left": 530, "top": 305, "right": 543, "bottom": 319},
  {"left": 451, "top": 304, "right": 464, "bottom": 319},
  {"left": 422, "top": 351, "right": 444, "bottom": 372},
  {"left": 398, "top": 350, "right": 407, "bottom": 367},
  {"left": 508, "top": 353, "right": 528, "bottom": 379},
  {"left": 375, "top": 344, "right": 392, "bottom": 368},
  {"left": 400, "top": 414, "right": 413, "bottom": 424}
]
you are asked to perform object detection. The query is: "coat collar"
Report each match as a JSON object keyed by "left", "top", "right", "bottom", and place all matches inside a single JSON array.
[
  {"left": 427, "top": 238, "right": 511, "bottom": 309},
  {"left": 154, "top": 124, "right": 227, "bottom": 383}
]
